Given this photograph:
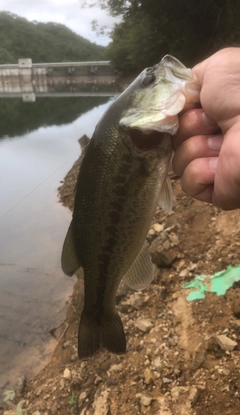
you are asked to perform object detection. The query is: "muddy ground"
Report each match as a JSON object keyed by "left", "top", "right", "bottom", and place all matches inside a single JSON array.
[{"left": 2, "top": 137, "right": 240, "bottom": 415}]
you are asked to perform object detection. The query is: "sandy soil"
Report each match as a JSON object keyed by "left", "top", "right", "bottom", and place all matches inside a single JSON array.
[{"left": 2, "top": 136, "right": 240, "bottom": 415}]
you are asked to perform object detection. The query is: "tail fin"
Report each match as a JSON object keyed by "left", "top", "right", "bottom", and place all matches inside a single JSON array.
[{"left": 78, "top": 310, "right": 126, "bottom": 359}]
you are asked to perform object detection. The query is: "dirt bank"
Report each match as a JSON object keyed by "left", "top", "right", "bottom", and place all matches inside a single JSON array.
[{"left": 2, "top": 137, "right": 240, "bottom": 415}]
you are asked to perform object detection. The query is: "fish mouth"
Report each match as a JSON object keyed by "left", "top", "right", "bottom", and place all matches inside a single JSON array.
[{"left": 129, "top": 128, "right": 167, "bottom": 151}]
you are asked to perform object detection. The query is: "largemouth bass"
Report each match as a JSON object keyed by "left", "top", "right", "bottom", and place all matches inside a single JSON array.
[{"left": 61, "top": 55, "right": 200, "bottom": 359}]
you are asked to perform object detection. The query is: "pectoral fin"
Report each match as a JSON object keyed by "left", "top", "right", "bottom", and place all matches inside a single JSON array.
[
  {"left": 123, "top": 241, "right": 154, "bottom": 290},
  {"left": 158, "top": 176, "right": 173, "bottom": 213},
  {"left": 61, "top": 221, "right": 81, "bottom": 276}
]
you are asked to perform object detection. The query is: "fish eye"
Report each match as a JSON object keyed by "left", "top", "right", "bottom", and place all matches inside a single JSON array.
[{"left": 141, "top": 74, "right": 156, "bottom": 86}]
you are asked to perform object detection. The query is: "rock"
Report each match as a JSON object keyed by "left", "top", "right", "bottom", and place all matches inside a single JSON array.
[
  {"left": 192, "top": 341, "right": 207, "bottom": 371},
  {"left": 63, "top": 368, "right": 72, "bottom": 380},
  {"left": 79, "top": 392, "right": 87, "bottom": 401},
  {"left": 152, "top": 223, "right": 164, "bottom": 233},
  {"left": 144, "top": 368, "right": 154, "bottom": 384},
  {"left": 135, "top": 318, "right": 153, "bottom": 333},
  {"left": 215, "top": 334, "right": 237, "bottom": 351},
  {"left": 188, "top": 387, "right": 199, "bottom": 406},
  {"left": 128, "top": 293, "right": 145, "bottom": 309},
  {"left": 116, "top": 280, "right": 131, "bottom": 300},
  {"left": 94, "top": 375, "right": 102, "bottom": 385},
  {"left": 108, "top": 363, "right": 122, "bottom": 373},
  {"left": 62, "top": 341, "right": 71, "bottom": 349},
  {"left": 149, "top": 237, "right": 177, "bottom": 267},
  {"left": 148, "top": 228, "right": 155, "bottom": 236},
  {"left": 171, "top": 386, "right": 181, "bottom": 400},
  {"left": 3, "top": 411, "right": 15, "bottom": 415},
  {"left": 15, "top": 375, "right": 26, "bottom": 396},
  {"left": 179, "top": 268, "right": 189, "bottom": 278},
  {"left": 71, "top": 352, "right": 78, "bottom": 362},
  {"left": 169, "top": 232, "right": 179, "bottom": 246},
  {"left": 231, "top": 319, "right": 240, "bottom": 329},
  {"left": 232, "top": 300, "right": 240, "bottom": 318},
  {"left": 59, "top": 378, "right": 65, "bottom": 388},
  {"left": 163, "top": 240, "right": 171, "bottom": 250},
  {"left": 32, "top": 412, "right": 41, "bottom": 415},
  {"left": 136, "top": 393, "right": 152, "bottom": 407},
  {"left": 153, "top": 357, "right": 163, "bottom": 369},
  {"left": 162, "top": 377, "right": 173, "bottom": 384},
  {"left": 93, "top": 388, "right": 110, "bottom": 415}
]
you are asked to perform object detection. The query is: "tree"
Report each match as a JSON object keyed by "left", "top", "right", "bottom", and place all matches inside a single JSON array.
[{"left": 83, "top": 0, "right": 240, "bottom": 72}]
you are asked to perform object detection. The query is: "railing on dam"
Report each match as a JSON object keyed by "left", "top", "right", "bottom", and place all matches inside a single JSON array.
[{"left": 0, "top": 59, "right": 119, "bottom": 101}]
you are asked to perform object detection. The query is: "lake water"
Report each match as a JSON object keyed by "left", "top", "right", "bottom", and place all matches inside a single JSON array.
[{"left": 0, "top": 92, "right": 114, "bottom": 396}]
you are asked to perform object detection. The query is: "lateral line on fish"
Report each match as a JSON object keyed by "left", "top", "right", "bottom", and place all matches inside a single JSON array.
[{"left": 0, "top": 149, "right": 88, "bottom": 222}]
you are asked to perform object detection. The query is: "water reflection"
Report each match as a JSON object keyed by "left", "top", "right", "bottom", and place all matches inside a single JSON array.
[
  {"left": 0, "top": 72, "right": 118, "bottom": 101},
  {"left": 0, "top": 95, "right": 113, "bottom": 139},
  {"left": 0, "top": 97, "right": 113, "bottom": 396}
]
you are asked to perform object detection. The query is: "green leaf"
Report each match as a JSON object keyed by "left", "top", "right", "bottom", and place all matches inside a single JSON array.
[
  {"left": 3, "top": 389, "right": 15, "bottom": 401},
  {"left": 15, "top": 406, "right": 23, "bottom": 415}
]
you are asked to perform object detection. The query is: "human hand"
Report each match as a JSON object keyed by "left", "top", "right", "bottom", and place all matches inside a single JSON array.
[{"left": 172, "top": 47, "right": 240, "bottom": 210}]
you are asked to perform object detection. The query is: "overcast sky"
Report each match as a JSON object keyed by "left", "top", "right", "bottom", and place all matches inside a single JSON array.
[{"left": 0, "top": 0, "right": 118, "bottom": 46}]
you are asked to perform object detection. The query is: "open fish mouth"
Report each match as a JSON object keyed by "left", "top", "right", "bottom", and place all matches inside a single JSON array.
[{"left": 129, "top": 128, "right": 169, "bottom": 151}]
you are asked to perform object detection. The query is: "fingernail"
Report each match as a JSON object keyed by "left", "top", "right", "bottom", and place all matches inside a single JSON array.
[
  {"left": 207, "top": 135, "right": 223, "bottom": 150},
  {"left": 209, "top": 157, "right": 218, "bottom": 171},
  {"left": 202, "top": 112, "right": 217, "bottom": 127}
]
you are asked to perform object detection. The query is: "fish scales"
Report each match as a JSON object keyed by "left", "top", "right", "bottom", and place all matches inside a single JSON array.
[{"left": 61, "top": 55, "right": 200, "bottom": 359}]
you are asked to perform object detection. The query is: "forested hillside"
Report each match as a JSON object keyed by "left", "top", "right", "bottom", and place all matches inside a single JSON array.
[
  {"left": 99, "top": 0, "right": 240, "bottom": 72},
  {"left": 0, "top": 11, "right": 106, "bottom": 64}
]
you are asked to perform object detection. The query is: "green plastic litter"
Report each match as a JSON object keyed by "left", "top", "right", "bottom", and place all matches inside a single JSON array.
[{"left": 183, "top": 264, "right": 240, "bottom": 301}]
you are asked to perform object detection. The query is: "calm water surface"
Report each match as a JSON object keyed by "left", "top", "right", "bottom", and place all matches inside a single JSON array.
[{"left": 0, "top": 95, "right": 113, "bottom": 394}]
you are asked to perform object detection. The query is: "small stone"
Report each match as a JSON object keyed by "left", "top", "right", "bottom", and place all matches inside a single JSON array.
[
  {"left": 188, "top": 387, "right": 199, "bottom": 406},
  {"left": 62, "top": 341, "right": 71, "bottom": 349},
  {"left": 169, "top": 232, "right": 179, "bottom": 245},
  {"left": 172, "top": 292, "right": 178, "bottom": 300},
  {"left": 144, "top": 368, "right": 154, "bottom": 384},
  {"left": 188, "top": 263, "right": 197, "bottom": 272},
  {"left": 59, "top": 378, "right": 65, "bottom": 388},
  {"left": 136, "top": 393, "right": 152, "bottom": 407},
  {"left": 71, "top": 352, "right": 78, "bottom": 362},
  {"left": 148, "top": 228, "right": 155, "bottom": 236},
  {"left": 129, "top": 293, "right": 145, "bottom": 309},
  {"left": 93, "top": 389, "right": 109, "bottom": 415},
  {"left": 231, "top": 320, "right": 240, "bottom": 329},
  {"left": 63, "top": 368, "right": 72, "bottom": 380},
  {"left": 162, "top": 377, "right": 173, "bottom": 384},
  {"left": 216, "top": 334, "right": 237, "bottom": 351},
  {"left": 179, "top": 268, "right": 189, "bottom": 278},
  {"left": 222, "top": 369, "right": 230, "bottom": 376},
  {"left": 153, "top": 357, "right": 162, "bottom": 369},
  {"left": 32, "top": 412, "right": 41, "bottom": 415},
  {"left": 149, "top": 237, "right": 177, "bottom": 267},
  {"left": 197, "top": 382, "right": 206, "bottom": 391},
  {"left": 163, "top": 240, "right": 171, "bottom": 250},
  {"left": 3, "top": 411, "right": 15, "bottom": 415},
  {"left": 171, "top": 386, "right": 180, "bottom": 400},
  {"left": 152, "top": 223, "right": 164, "bottom": 233},
  {"left": 80, "top": 391, "right": 87, "bottom": 401},
  {"left": 94, "top": 375, "right": 102, "bottom": 385},
  {"left": 232, "top": 300, "right": 240, "bottom": 318},
  {"left": 109, "top": 363, "right": 122, "bottom": 373},
  {"left": 135, "top": 318, "right": 153, "bottom": 333}
]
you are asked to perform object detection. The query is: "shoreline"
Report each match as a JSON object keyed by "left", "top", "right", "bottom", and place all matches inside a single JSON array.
[{"left": 2, "top": 136, "right": 240, "bottom": 414}]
